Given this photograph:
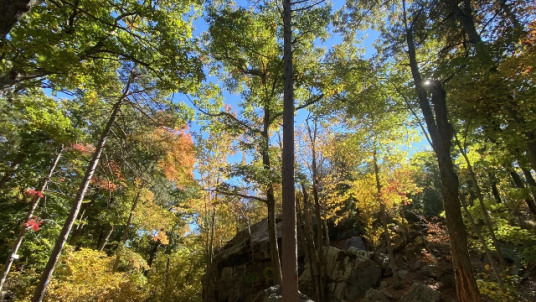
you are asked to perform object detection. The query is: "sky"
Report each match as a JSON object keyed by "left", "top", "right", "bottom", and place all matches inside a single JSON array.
[{"left": 182, "top": 0, "right": 416, "bottom": 177}]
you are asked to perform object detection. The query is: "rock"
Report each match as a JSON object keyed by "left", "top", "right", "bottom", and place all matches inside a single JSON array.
[
  {"left": 380, "top": 281, "right": 388, "bottom": 290},
  {"left": 420, "top": 265, "right": 444, "bottom": 279},
  {"left": 373, "top": 253, "right": 392, "bottom": 278},
  {"left": 299, "top": 246, "right": 381, "bottom": 301},
  {"left": 399, "top": 283, "right": 441, "bottom": 302},
  {"left": 412, "top": 259, "right": 424, "bottom": 271},
  {"left": 252, "top": 285, "right": 314, "bottom": 302},
  {"left": 363, "top": 288, "right": 390, "bottom": 302},
  {"left": 203, "top": 218, "right": 287, "bottom": 302},
  {"left": 343, "top": 236, "right": 367, "bottom": 251},
  {"left": 347, "top": 246, "right": 373, "bottom": 259},
  {"left": 398, "top": 269, "right": 409, "bottom": 279}
]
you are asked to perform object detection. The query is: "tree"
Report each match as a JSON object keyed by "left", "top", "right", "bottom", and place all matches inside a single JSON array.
[
  {"left": 281, "top": 0, "right": 298, "bottom": 300},
  {"left": 200, "top": 1, "right": 328, "bottom": 287},
  {"left": 31, "top": 71, "right": 136, "bottom": 302},
  {"left": 403, "top": 4, "right": 481, "bottom": 299},
  {"left": 0, "top": 0, "right": 38, "bottom": 43}
]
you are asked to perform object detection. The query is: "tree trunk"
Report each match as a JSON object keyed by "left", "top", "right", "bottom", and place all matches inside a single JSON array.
[
  {"left": 69, "top": 206, "right": 89, "bottom": 247},
  {"left": 262, "top": 105, "right": 282, "bottom": 285},
  {"left": 0, "top": 0, "right": 39, "bottom": 44},
  {"left": 282, "top": 0, "right": 298, "bottom": 300},
  {"left": 296, "top": 195, "right": 319, "bottom": 302},
  {"left": 507, "top": 165, "right": 536, "bottom": 215},
  {"left": 0, "top": 151, "right": 26, "bottom": 189},
  {"left": 98, "top": 225, "right": 114, "bottom": 251},
  {"left": 455, "top": 138, "right": 505, "bottom": 268},
  {"left": 300, "top": 184, "right": 322, "bottom": 302},
  {"left": 373, "top": 148, "right": 400, "bottom": 287},
  {"left": 403, "top": 4, "right": 481, "bottom": 300},
  {"left": 307, "top": 118, "right": 326, "bottom": 301},
  {"left": 267, "top": 187, "right": 282, "bottom": 284},
  {"left": 0, "top": 146, "right": 63, "bottom": 293},
  {"left": 31, "top": 84, "right": 129, "bottom": 302},
  {"left": 145, "top": 241, "right": 160, "bottom": 277},
  {"left": 114, "top": 187, "right": 142, "bottom": 271},
  {"left": 446, "top": 0, "right": 482, "bottom": 43},
  {"left": 522, "top": 167, "right": 536, "bottom": 202},
  {"left": 489, "top": 172, "right": 502, "bottom": 204},
  {"left": 164, "top": 257, "right": 171, "bottom": 302}
]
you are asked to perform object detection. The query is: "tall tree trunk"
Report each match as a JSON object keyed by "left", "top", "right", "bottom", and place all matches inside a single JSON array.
[
  {"left": 114, "top": 187, "right": 142, "bottom": 271},
  {"left": 0, "top": 0, "right": 39, "bottom": 44},
  {"left": 145, "top": 241, "right": 160, "bottom": 277},
  {"left": 507, "top": 165, "right": 536, "bottom": 215},
  {"left": 296, "top": 195, "right": 319, "bottom": 302},
  {"left": 31, "top": 82, "right": 130, "bottom": 302},
  {"left": 449, "top": 0, "right": 536, "bottom": 173},
  {"left": 489, "top": 172, "right": 502, "bottom": 204},
  {"left": 0, "top": 151, "right": 26, "bottom": 189},
  {"left": 522, "top": 167, "right": 536, "bottom": 202},
  {"left": 163, "top": 257, "right": 171, "bottom": 302},
  {"left": 282, "top": 0, "right": 298, "bottom": 300},
  {"left": 373, "top": 148, "right": 400, "bottom": 288},
  {"left": 454, "top": 138, "right": 505, "bottom": 269},
  {"left": 0, "top": 146, "right": 63, "bottom": 293},
  {"left": 300, "top": 184, "right": 322, "bottom": 302},
  {"left": 98, "top": 225, "right": 114, "bottom": 251},
  {"left": 446, "top": 0, "right": 482, "bottom": 43},
  {"left": 403, "top": 3, "right": 481, "bottom": 300},
  {"left": 262, "top": 105, "right": 282, "bottom": 285},
  {"left": 68, "top": 209, "right": 86, "bottom": 247},
  {"left": 266, "top": 187, "right": 282, "bottom": 284},
  {"left": 306, "top": 118, "right": 326, "bottom": 301}
]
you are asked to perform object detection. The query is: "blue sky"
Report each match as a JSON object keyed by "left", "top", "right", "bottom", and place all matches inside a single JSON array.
[{"left": 184, "top": 1, "right": 415, "bottom": 174}]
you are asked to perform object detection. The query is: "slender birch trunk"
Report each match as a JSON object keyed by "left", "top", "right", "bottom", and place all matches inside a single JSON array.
[
  {"left": 31, "top": 80, "right": 130, "bottom": 302},
  {"left": 0, "top": 146, "right": 63, "bottom": 293},
  {"left": 113, "top": 187, "right": 142, "bottom": 271}
]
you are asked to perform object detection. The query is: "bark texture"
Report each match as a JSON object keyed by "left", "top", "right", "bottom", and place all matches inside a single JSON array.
[
  {"left": 0, "top": 146, "right": 63, "bottom": 293},
  {"left": 282, "top": 0, "right": 298, "bottom": 300},
  {"left": 403, "top": 4, "right": 481, "bottom": 300},
  {"left": 31, "top": 84, "right": 129, "bottom": 302},
  {"left": 262, "top": 105, "right": 282, "bottom": 285},
  {"left": 0, "top": 0, "right": 39, "bottom": 43}
]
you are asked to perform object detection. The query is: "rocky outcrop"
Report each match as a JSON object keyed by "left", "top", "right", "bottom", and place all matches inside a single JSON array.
[
  {"left": 203, "top": 218, "right": 285, "bottom": 302},
  {"left": 203, "top": 217, "right": 381, "bottom": 302},
  {"left": 299, "top": 246, "right": 381, "bottom": 301},
  {"left": 251, "top": 285, "right": 314, "bottom": 302},
  {"left": 363, "top": 288, "right": 391, "bottom": 302},
  {"left": 399, "top": 283, "right": 441, "bottom": 302}
]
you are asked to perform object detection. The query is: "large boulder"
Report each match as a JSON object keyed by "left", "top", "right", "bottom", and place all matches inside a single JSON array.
[
  {"left": 399, "top": 283, "right": 441, "bottom": 302},
  {"left": 420, "top": 265, "right": 444, "bottom": 279},
  {"left": 252, "top": 285, "right": 314, "bottom": 302},
  {"left": 363, "top": 288, "right": 390, "bottom": 302},
  {"left": 203, "top": 218, "right": 285, "bottom": 302},
  {"left": 343, "top": 236, "right": 367, "bottom": 251},
  {"left": 299, "top": 246, "right": 381, "bottom": 301}
]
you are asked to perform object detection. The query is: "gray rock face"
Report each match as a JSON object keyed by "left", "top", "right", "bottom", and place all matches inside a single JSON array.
[
  {"left": 343, "top": 236, "right": 367, "bottom": 251},
  {"left": 420, "top": 265, "right": 444, "bottom": 279},
  {"left": 399, "top": 283, "right": 441, "bottom": 302},
  {"left": 253, "top": 285, "right": 314, "bottom": 302},
  {"left": 203, "top": 218, "right": 284, "bottom": 302},
  {"left": 299, "top": 246, "right": 381, "bottom": 301},
  {"left": 398, "top": 269, "right": 409, "bottom": 279},
  {"left": 363, "top": 288, "right": 390, "bottom": 302}
]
